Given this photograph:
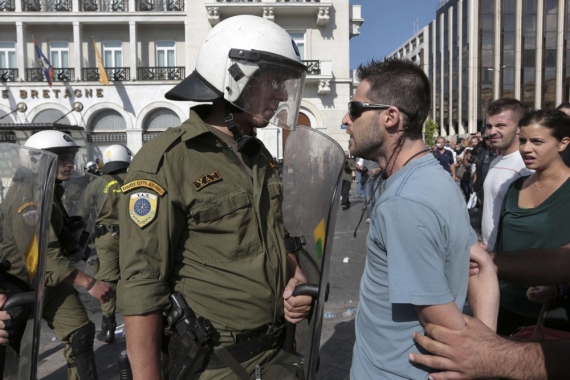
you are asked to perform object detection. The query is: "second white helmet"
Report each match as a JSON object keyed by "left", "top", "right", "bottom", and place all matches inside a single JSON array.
[{"left": 102, "top": 145, "right": 132, "bottom": 174}]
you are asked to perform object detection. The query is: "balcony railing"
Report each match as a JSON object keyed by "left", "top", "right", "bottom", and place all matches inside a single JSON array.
[
  {"left": 0, "top": 0, "right": 15, "bottom": 11},
  {"left": 303, "top": 60, "right": 321, "bottom": 75},
  {"left": 23, "top": 0, "right": 72, "bottom": 11},
  {"left": 0, "top": 69, "right": 18, "bottom": 82},
  {"left": 26, "top": 68, "right": 74, "bottom": 82},
  {"left": 137, "top": 67, "right": 185, "bottom": 81},
  {"left": 135, "top": 0, "right": 183, "bottom": 11},
  {"left": 83, "top": 67, "right": 130, "bottom": 81},
  {"left": 80, "top": 0, "right": 126, "bottom": 11},
  {"left": 214, "top": 0, "right": 320, "bottom": 2}
]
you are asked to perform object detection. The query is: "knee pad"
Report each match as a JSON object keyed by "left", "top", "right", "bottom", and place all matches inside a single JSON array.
[{"left": 71, "top": 322, "right": 95, "bottom": 356}]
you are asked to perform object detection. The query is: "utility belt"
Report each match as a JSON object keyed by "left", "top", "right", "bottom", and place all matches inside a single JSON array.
[
  {"left": 94, "top": 224, "right": 120, "bottom": 240},
  {"left": 166, "top": 292, "right": 285, "bottom": 380}
]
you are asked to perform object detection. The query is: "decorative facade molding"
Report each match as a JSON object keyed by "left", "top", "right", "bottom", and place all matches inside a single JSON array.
[
  {"left": 318, "top": 79, "right": 330, "bottom": 95},
  {"left": 317, "top": 6, "right": 330, "bottom": 26},
  {"left": 207, "top": 6, "right": 219, "bottom": 26},
  {"left": 262, "top": 6, "right": 274, "bottom": 22}
]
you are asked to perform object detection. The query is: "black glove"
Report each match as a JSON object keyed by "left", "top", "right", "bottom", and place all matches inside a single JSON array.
[{"left": 4, "top": 304, "right": 30, "bottom": 340}]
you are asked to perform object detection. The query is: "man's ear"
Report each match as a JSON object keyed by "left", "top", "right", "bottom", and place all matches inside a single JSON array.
[{"left": 383, "top": 107, "right": 401, "bottom": 130}]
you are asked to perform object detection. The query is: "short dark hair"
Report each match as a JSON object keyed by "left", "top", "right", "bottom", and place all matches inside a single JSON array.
[
  {"left": 519, "top": 109, "right": 570, "bottom": 166},
  {"left": 487, "top": 98, "right": 526, "bottom": 121},
  {"left": 556, "top": 102, "right": 570, "bottom": 110},
  {"left": 356, "top": 57, "right": 431, "bottom": 141}
]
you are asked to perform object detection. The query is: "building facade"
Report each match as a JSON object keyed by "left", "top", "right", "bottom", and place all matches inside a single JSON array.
[
  {"left": 389, "top": 0, "right": 570, "bottom": 137},
  {"left": 0, "top": 0, "right": 363, "bottom": 163}
]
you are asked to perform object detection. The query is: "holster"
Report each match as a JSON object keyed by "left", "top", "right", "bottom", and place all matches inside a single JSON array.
[{"left": 166, "top": 293, "right": 214, "bottom": 380}]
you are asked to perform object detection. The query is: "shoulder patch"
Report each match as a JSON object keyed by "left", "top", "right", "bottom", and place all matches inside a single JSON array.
[
  {"left": 129, "top": 192, "right": 158, "bottom": 228},
  {"left": 267, "top": 160, "right": 277, "bottom": 170},
  {"left": 121, "top": 180, "right": 166, "bottom": 196},
  {"left": 18, "top": 201, "right": 39, "bottom": 214},
  {"left": 193, "top": 171, "right": 222, "bottom": 191}
]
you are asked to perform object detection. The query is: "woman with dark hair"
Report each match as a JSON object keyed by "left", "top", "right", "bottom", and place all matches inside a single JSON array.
[{"left": 495, "top": 109, "right": 570, "bottom": 335}]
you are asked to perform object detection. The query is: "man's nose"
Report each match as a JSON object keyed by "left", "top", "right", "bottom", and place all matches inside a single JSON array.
[{"left": 341, "top": 113, "right": 351, "bottom": 128}]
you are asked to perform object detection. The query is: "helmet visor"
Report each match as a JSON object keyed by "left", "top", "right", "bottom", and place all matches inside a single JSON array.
[{"left": 224, "top": 51, "right": 307, "bottom": 130}]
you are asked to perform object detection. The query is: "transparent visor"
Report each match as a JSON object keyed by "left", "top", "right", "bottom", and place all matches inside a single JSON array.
[{"left": 224, "top": 56, "right": 307, "bottom": 130}]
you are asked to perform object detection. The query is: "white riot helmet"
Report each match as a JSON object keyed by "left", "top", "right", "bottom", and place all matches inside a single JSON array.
[
  {"left": 165, "top": 15, "right": 307, "bottom": 130},
  {"left": 84, "top": 161, "right": 99, "bottom": 175},
  {"left": 23, "top": 130, "right": 80, "bottom": 174},
  {"left": 102, "top": 144, "right": 132, "bottom": 174}
]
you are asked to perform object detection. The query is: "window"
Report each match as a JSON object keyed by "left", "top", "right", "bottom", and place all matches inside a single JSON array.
[
  {"left": 50, "top": 42, "right": 69, "bottom": 68},
  {"left": 103, "top": 41, "right": 123, "bottom": 68},
  {"left": 0, "top": 42, "right": 16, "bottom": 69},
  {"left": 288, "top": 32, "right": 305, "bottom": 60},
  {"left": 156, "top": 41, "right": 175, "bottom": 67}
]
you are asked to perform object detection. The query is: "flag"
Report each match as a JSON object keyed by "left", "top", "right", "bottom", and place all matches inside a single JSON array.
[
  {"left": 93, "top": 40, "right": 109, "bottom": 86},
  {"left": 33, "top": 39, "right": 54, "bottom": 87}
]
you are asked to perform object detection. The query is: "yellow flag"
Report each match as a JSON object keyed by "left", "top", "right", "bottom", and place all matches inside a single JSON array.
[
  {"left": 93, "top": 40, "right": 109, "bottom": 86},
  {"left": 24, "top": 233, "right": 38, "bottom": 282}
]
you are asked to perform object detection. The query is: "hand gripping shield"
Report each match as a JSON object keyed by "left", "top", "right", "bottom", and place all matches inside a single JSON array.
[
  {"left": 280, "top": 126, "right": 344, "bottom": 380},
  {"left": 60, "top": 172, "right": 107, "bottom": 263},
  {"left": 0, "top": 143, "right": 57, "bottom": 379}
]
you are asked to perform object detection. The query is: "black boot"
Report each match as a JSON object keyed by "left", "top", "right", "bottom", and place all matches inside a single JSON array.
[
  {"left": 71, "top": 322, "right": 98, "bottom": 380},
  {"left": 97, "top": 314, "right": 116, "bottom": 344}
]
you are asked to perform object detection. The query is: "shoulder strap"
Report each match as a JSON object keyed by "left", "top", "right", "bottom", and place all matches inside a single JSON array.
[{"left": 132, "top": 127, "right": 185, "bottom": 174}]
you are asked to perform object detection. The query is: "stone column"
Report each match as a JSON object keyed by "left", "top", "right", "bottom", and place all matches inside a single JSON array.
[
  {"left": 535, "top": 0, "right": 544, "bottom": 110},
  {"left": 129, "top": 21, "right": 137, "bottom": 80},
  {"left": 514, "top": 0, "right": 522, "bottom": 99},
  {"left": 556, "top": 0, "right": 565, "bottom": 106},
  {"left": 73, "top": 22, "right": 82, "bottom": 81},
  {"left": 493, "top": 0, "right": 501, "bottom": 100},
  {"left": 16, "top": 22, "right": 26, "bottom": 82}
]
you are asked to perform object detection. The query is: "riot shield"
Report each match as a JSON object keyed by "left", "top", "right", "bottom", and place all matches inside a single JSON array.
[
  {"left": 0, "top": 143, "right": 57, "bottom": 380},
  {"left": 281, "top": 126, "right": 344, "bottom": 380},
  {"left": 60, "top": 172, "right": 107, "bottom": 263}
]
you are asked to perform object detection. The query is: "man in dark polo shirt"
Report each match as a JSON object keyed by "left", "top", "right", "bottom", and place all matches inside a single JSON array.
[{"left": 434, "top": 136, "right": 456, "bottom": 180}]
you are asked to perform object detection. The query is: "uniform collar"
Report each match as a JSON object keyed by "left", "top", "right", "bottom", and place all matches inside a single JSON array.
[{"left": 180, "top": 105, "right": 220, "bottom": 143}]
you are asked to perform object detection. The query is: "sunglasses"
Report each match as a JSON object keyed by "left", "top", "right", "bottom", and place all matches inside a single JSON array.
[{"left": 348, "top": 101, "right": 408, "bottom": 119}]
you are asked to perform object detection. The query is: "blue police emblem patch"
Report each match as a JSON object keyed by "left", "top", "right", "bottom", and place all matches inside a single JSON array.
[
  {"left": 129, "top": 192, "right": 157, "bottom": 228},
  {"left": 22, "top": 210, "right": 38, "bottom": 226}
]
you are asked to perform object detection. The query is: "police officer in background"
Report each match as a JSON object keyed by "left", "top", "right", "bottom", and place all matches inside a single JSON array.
[
  {"left": 94, "top": 145, "right": 132, "bottom": 343},
  {"left": 23, "top": 131, "right": 113, "bottom": 380},
  {"left": 85, "top": 161, "right": 100, "bottom": 176},
  {"left": 118, "top": 15, "right": 312, "bottom": 380}
]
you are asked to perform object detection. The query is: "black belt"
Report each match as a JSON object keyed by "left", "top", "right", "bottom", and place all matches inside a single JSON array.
[{"left": 205, "top": 323, "right": 286, "bottom": 370}]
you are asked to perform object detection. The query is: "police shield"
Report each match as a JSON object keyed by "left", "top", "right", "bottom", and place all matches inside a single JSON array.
[
  {"left": 281, "top": 126, "right": 344, "bottom": 380},
  {"left": 0, "top": 143, "right": 58, "bottom": 379},
  {"left": 60, "top": 172, "right": 107, "bottom": 263}
]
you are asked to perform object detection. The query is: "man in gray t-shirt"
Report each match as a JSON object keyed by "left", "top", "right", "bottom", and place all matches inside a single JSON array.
[{"left": 341, "top": 58, "right": 499, "bottom": 379}]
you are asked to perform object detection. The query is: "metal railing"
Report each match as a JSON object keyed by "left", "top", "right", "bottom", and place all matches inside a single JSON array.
[
  {"left": 80, "top": 0, "right": 126, "bottom": 11},
  {"left": 135, "top": 0, "right": 183, "bottom": 11},
  {"left": 0, "top": 0, "right": 15, "bottom": 10},
  {"left": 215, "top": 0, "right": 320, "bottom": 2},
  {"left": 303, "top": 60, "right": 321, "bottom": 75},
  {"left": 82, "top": 67, "right": 130, "bottom": 81},
  {"left": 0, "top": 69, "right": 18, "bottom": 82},
  {"left": 23, "top": 0, "right": 72, "bottom": 11},
  {"left": 26, "top": 68, "right": 74, "bottom": 82},
  {"left": 137, "top": 67, "right": 185, "bottom": 81}
]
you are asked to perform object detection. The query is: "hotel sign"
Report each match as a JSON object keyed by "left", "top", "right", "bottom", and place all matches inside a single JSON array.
[{"left": 2, "top": 88, "right": 105, "bottom": 100}]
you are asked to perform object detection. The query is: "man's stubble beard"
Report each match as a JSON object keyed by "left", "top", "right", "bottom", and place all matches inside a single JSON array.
[{"left": 351, "top": 114, "right": 386, "bottom": 163}]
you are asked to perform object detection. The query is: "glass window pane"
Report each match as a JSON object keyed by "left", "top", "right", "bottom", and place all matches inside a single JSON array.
[
  {"left": 524, "top": 15, "right": 536, "bottom": 32},
  {"left": 503, "top": 49, "right": 515, "bottom": 65},
  {"left": 524, "top": 50, "right": 536, "bottom": 66},
  {"left": 61, "top": 51, "right": 69, "bottom": 67},
  {"left": 51, "top": 52, "right": 60, "bottom": 68},
  {"left": 524, "top": 33, "right": 536, "bottom": 48},
  {"left": 115, "top": 51, "right": 122, "bottom": 67},
  {"left": 104, "top": 51, "right": 112, "bottom": 66},
  {"left": 482, "top": 15, "right": 494, "bottom": 30},
  {"left": 297, "top": 42, "right": 305, "bottom": 60},
  {"left": 481, "top": 50, "right": 493, "bottom": 66},
  {"left": 481, "top": 32, "right": 494, "bottom": 49},
  {"left": 167, "top": 50, "right": 175, "bottom": 66},
  {"left": 0, "top": 42, "right": 15, "bottom": 49},
  {"left": 0, "top": 52, "right": 5, "bottom": 68},
  {"left": 8, "top": 51, "right": 15, "bottom": 68},
  {"left": 50, "top": 41, "right": 68, "bottom": 49},
  {"left": 503, "top": 0, "right": 516, "bottom": 13},
  {"left": 157, "top": 41, "right": 175, "bottom": 48},
  {"left": 104, "top": 41, "right": 122, "bottom": 48},
  {"left": 503, "top": 67, "right": 515, "bottom": 84},
  {"left": 503, "top": 32, "right": 515, "bottom": 49},
  {"left": 157, "top": 50, "right": 165, "bottom": 67},
  {"left": 481, "top": 0, "right": 494, "bottom": 14},
  {"left": 503, "top": 15, "right": 516, "bottom": 30}
]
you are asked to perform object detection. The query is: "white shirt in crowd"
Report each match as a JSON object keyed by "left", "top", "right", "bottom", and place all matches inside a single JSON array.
[
  {"left": 444, "top": 146, "right": 457, "bottom": 163},
  {"left": 482, "top": 151, "right": 534, "bottom": 249}
]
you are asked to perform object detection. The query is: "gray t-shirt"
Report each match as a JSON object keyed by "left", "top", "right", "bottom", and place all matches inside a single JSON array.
[{"left": 351, "top": 153, "right": 476, "bottom": 379}]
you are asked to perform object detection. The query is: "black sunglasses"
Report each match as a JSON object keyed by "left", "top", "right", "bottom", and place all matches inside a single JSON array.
[{"left": 348, "top": 101, "right": 409, "bottom": 119}]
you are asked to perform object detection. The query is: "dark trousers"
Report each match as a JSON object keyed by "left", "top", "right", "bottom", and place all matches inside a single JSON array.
[
  {"left": 341, "top": 180, "right": 351, "bottom": 206},
  {"left": 460, "top": 179, "right": 471, "bottom": 201}
]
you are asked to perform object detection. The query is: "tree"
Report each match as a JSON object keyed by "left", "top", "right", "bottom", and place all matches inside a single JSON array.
[{"left": 424, "top": 119, "right": 439, "bottom": 147}]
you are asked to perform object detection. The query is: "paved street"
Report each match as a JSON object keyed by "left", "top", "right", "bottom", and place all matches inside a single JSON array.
[{"left": 37, "top": 183, "right": 369, "bottom": 379}]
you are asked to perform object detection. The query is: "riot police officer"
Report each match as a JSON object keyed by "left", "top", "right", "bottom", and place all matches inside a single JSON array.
[
  {"left": 85, "top": 161, "right": 100, "bottom": 176},
  {"left": 23, "top": 131, "right": 113, "bottom": 380},
  {"left": 93, "top": 145, "right": 132, "bottom": 343},
  {"left": 117, "top": 15, "right": 312, "bottom": 380}
]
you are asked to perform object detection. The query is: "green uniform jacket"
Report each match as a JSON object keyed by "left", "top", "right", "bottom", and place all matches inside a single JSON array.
[
  {"left": 117, "top": 107, "right": 287, "bottom": 340},
  {"left": 0, "top": 170, "right": 76, "bottom": 287},
  {"left": 97, "top": 171, "right": 127, "bottom": 227}
]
